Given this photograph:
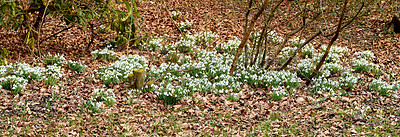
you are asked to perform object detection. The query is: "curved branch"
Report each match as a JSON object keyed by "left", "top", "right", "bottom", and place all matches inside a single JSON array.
[
  {"left": 278, "top": 2, "right": 365, "bottom": 71},
  {"left": 266, "top": 11, "right": 321, "bottom": 70}
]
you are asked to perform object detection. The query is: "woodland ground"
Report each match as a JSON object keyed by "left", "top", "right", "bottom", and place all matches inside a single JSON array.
[{"left": 1, "top": 0, "right": 400, "bottom": 136}]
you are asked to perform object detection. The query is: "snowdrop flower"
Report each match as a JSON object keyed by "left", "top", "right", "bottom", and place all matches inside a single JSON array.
[
  {"left": 91, "top": 48, "right": 116, "bottom": 56},
  {"left": 179, "top": 20, "right": 192, "bottom": 30},
  {"left": 171, "top": 11, "right": 181, "bottom": 19},
  {"left": 355, "top": 50, "right": 375, "bottom": 60},
  {"left": 289, "top": 37, "right": 306, "bottom": 45}
]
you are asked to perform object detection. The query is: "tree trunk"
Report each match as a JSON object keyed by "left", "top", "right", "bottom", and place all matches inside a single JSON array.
[
  {"left": 386, "top": 14, "right": 400, "bottom": 33},
  {"left": 128, "top": 69, "right": 146, "bottom": 90}
]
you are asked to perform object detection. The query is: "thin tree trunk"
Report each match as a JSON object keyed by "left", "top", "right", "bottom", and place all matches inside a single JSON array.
[
  {"left": 244, "top": 40, "right": 249, "bottom": 68},
  {"left": 229, "top": 0, "right": 270, "bottom": 76},
  {"left": 244, "top": 0, "right": 254, "bottom": 35},
  {"left": 262, "top": 3, "right": 310, "bottom": 69},
  {"left": 279, "top": 2, "right": 364, "bottom": 71},
  {"left": 243, "top": 0, "right": 253, "bottom": 69},
  {"left": 257, "top": 0, "right": 284, "bottom": 67},
  {"left": 250, "top": 25, "right": 267, "bottom": 66},
  {"left": 259, "top": 33, "right": 269, "bottom": 67},
  {"left": 306, "top": 0, "right": 348, "bottom": 85}
]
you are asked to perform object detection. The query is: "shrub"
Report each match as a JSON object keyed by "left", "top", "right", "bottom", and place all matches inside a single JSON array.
[{"left": 0, "top": 0, "right": 140, "bottom": 49}]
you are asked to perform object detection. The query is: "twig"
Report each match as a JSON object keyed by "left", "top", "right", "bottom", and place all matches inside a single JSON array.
[
  {"left": 253, "top": 0, "right": 284, "bottom": 67},
  {"left": 153, "top": 63, "right": 172, "bottom": 83},
  {"left": 36, "top": 0, "right": 52, "bottom": 56},
  {"left": 266, "top": 11, "right": 320, "bottom": 70},
  {"left": 250, "top": 25, "right": 266, "bottom": 66},
  {"left": 40, "top": 25, "right": 75, "bottom": 44},
  {"left": 243, "top": 0, "right": 253, "bottom": 69},
  {"left": 322, "top": 3, "right": 365, "bottom": 37},
  {"left": 259, "top": 0, "right": 305, "bottom": 68},
  {"left": 278, "top": 29, "right": 321, "bottom": 70},
  {"left": 244, "top": 0, "right": 254, "bottom": 35}
]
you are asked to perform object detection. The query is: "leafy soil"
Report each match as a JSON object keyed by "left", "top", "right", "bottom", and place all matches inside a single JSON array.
[{"left": 1, "top": 0, "right": 400, "bottom": 136}]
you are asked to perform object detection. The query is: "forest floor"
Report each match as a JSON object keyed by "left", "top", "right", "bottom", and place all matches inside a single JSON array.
[{"left": 1, "top": 0, "right": 400, "bottom": 136}]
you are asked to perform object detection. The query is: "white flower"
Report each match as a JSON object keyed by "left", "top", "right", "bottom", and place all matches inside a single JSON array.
[
  {"left": 0, "top": 75, "right": 28, "bottom": 92},
  {"left": 289, "top": 37, "right": 306, "bottom": 45},
  {"left": 44, "top": 52, "right": 66, "bottom": 64},
  {"left": 270, "top": 86, "right": 287, "bottom": 96},
  {"left": 371, "top": 79, "right": 393, "bottom": 90},
  {"left": 355, "top": 50, "right": 375, "bottom": 60},
  {"left": 171, "top": 11, "right": 181, "bottom": 17},
  {"left": 46, "top": 65, "right": 63, "bottom": 79},
  {"left": 179, "top": 20, "right": 192, "bottom": 30},
  {"left": 352, "top": 58, "right": 374, "bottom": 70}
]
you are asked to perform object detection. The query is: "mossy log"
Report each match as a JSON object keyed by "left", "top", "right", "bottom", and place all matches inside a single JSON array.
[{"left": 128, "top": 69, "right": 145, "bottom": 90}]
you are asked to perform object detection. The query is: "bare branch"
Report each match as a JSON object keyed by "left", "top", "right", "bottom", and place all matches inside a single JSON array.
[
  {"left": 278, "top": 29, "right": 322, "bottom": 71},
  {"left": 40, "top": 25, "right": 75, "bottom": 44},
  {"left": 278, "top": 2, "right": 365, "bottom": 71},
  {"left": 265, "top": 11, "right": 321, "bottom": 70},
  {"left": 322, "top": 2, "right": 364, "bottom": 37},
  {"left": 244, "top": 0, "right": 254, "bottom": 35}
]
